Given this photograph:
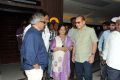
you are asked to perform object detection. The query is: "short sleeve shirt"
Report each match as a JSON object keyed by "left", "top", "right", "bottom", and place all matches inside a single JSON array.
[{"left": 73, "top": 26, "right": 98, "bottom": 63}]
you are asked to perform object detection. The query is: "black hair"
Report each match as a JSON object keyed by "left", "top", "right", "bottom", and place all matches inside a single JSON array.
[
  {"left": 102, "top": 21, "right": 110, "bottom": 26},
  {"left": 109, "top": 21, "right": 115, "bottom": 24},
  {"left": 70, "top": 17, "right": 76, "bottom": 22}
]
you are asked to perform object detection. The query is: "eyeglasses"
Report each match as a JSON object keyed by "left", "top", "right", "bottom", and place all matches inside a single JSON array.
[
  {"left": 40, "top": 21, "right": 46, "bottom": 24},
  {"left": 75, "top": 22, "right": 81, "bottom": 24}
]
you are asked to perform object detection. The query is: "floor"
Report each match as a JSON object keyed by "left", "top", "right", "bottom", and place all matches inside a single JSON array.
[{"left": 0, "top": 63, "right": 100, "bottom": 80}]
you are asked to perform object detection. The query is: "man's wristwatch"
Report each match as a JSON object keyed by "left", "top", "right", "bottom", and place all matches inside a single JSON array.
[{"left": 91, "top": 53, "right": 95, "bottom": 56}]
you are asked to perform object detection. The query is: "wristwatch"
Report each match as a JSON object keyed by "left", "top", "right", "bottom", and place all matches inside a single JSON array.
[{"left": 91, "top": 53, "right": 95, "bottom": 56}]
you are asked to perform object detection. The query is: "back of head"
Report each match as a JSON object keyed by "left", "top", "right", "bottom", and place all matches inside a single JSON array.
[
  {"left": 30, "top": 11, "right": 44, "bottom": 25},
  {"left": 102, "top": 21, "right": 110, "bottom": 26},
  {"left": 70, "top": 17, "right": 76, "bottom": 23},
  {"left": 43, "top": 11, "right": 49, "bottom": 17},
  {"left": 70, "top": 17, "right": 76, "bottom": 27}
]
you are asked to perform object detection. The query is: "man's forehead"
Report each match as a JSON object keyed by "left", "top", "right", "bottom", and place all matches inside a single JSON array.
[
  {"left": 76, "top": 17, "right": 83, "bottom": 21},
  {"left": 40, "top": 17, "right": 45, "bottom": 21},
  {"left": 45, "top": 15, "right": 49, "bottom": 17}
]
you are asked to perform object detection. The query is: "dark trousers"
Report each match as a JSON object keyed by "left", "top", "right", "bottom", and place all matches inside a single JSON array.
[
  {"left": 42, "top": 52, "right": 52, "bottom": 80},
  {"left": 107, "top": 66, "right": 120, "bottom": 80},
  {"left": 100, "top": 64, "right": 107, "bottom": 80},
  {"left": 70, "top": 53, "right": 75, "bottom": 80},
  {"left": 100, "top": 57, "right": 107, "bottom": 80},
  {"left": 75, "top": 61, "right": 92, "bottom": 80}
]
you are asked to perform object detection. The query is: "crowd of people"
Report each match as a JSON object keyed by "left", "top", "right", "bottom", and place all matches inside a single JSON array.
[{"left": 16, "top": 10, "right": 120, "bottom": 80}]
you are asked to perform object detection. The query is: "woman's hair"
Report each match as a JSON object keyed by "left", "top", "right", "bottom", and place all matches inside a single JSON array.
[{"left": 30, "top": 11, "right": 44, "bottom": 25}]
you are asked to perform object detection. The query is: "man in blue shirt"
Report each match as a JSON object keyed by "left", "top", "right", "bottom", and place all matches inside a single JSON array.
[{"left": 21, "top": 11, "right": 48, "bottom": 80}]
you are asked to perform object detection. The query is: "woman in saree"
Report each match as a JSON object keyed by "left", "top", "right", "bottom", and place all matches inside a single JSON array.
[{"left": 50, "top": 25, "right": 73, "bottom": 80}]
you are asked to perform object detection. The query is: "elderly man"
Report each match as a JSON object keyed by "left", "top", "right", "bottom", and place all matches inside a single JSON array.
[
  {"left": 22, "top": 11, "right": 50, "bottom": 52},
  {"left": 20, "top": 11, "right": 48, "bottom": 80},
  {"left": 103, "top": 17, "right": 120, "bottom": 80},
  {"left": 72, "top": 16, "right": 98, "bottom": 80}
]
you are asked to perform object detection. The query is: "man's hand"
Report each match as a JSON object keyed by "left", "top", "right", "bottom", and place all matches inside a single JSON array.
[
  {"left": 54, "top": 47, "right": 68, "bottom": 52},
  {"left": 72, "top": 56, "right": 75, "bottom": 63},
  {"left": 33, "top": 64, "right": 40, "bottom": 69},
  {"left": 60, "top": 47, "right": 68, "bottom": 52},
  {"left": 88, "top": 55, "right": 95, "bottom": 64},
  {"left": 99, "top": 51, "right": 103, "bottom": 57},
  {"left": 101, "top": 60, "right": 106, "bottom": 65}
]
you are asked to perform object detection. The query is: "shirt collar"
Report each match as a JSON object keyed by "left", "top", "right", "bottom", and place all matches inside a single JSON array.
[
  {"left": 31, "top": 26, "right": 42, "bottom": 34},
  {"left": 77, "top": 25, "right": 87, "bottom": 31}
]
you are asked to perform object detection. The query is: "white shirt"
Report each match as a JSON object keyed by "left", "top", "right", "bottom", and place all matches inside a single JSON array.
[
  {"left": 103, "top": 31, "right": 120, "bottom": 70},
  {"left": 23, "top": 24, "right": 50, "bottom": 52},
  {"left": 22, "top": 24, "right": 31, "bottom": 40},
  {"left": 42, "top": 25, "right": 50, "bottom": 52}
]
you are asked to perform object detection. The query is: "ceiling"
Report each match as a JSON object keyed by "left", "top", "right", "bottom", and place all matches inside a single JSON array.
[{"left": 63, "top": 0, "right": 120, "bottom": 24}]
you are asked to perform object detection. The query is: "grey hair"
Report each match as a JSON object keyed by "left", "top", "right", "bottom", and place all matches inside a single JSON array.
[{"left": 30, "top": 12, "right": 44, "bottom": 25}]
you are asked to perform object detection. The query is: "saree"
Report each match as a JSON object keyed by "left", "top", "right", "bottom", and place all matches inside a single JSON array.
[{"left": 50, "top": 36, "right": 72, "bottom": 80}]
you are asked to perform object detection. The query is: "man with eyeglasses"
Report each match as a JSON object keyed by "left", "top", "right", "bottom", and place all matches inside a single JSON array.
[
  {"left": 72, "top": 16, "right": 98, "bottom": 80},
  {"left": 20, "top": 11, "right": 48, "bottom": 80},
  {"left": 23, "top": 11, "right": 50, "bottom": 51}
]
